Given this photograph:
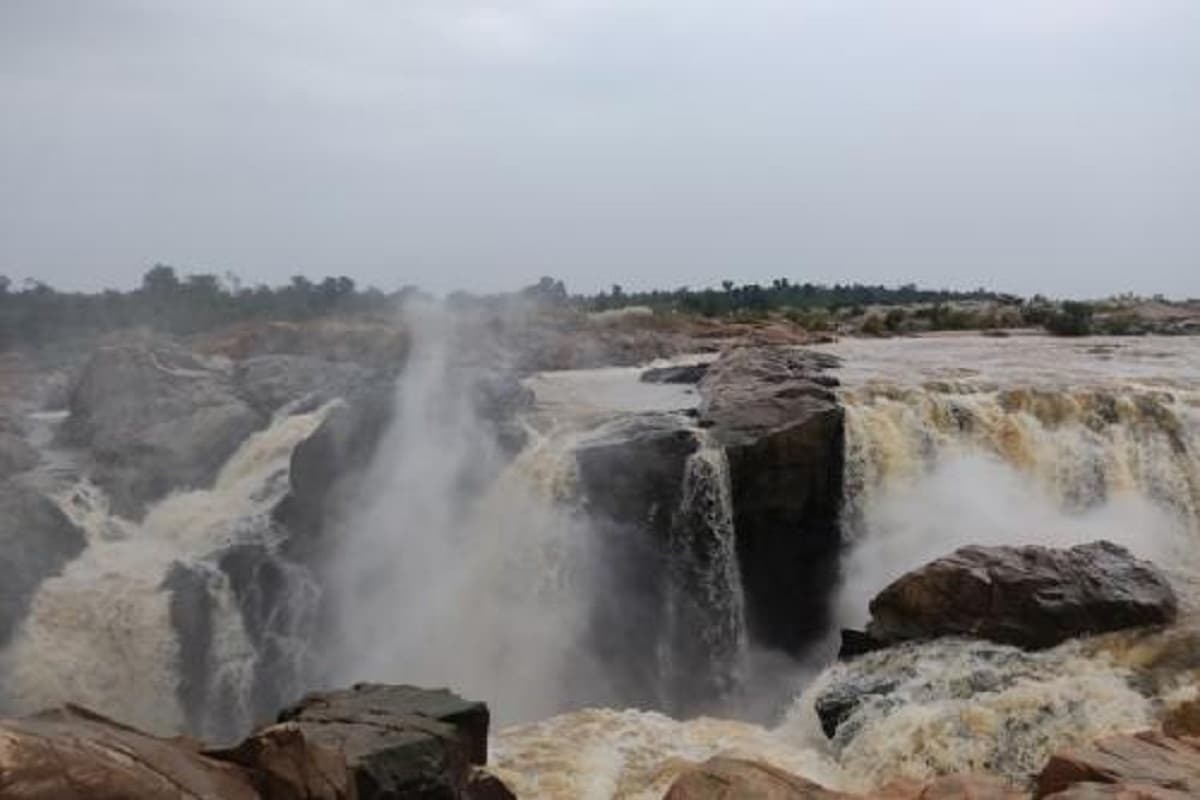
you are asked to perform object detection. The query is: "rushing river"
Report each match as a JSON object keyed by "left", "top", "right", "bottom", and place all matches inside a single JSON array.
[{"left": 1, "top": 332, "right": 1198, "bottom": 795}]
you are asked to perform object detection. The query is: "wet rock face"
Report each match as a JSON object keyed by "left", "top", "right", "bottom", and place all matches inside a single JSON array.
[
  {"left": 866, "top": 541, "right": 1178, "bottom": 650},
  {"left": 63, "top": 341, "right": 266, "bottom": 519},
  {"left": 0, "top": 482, "right": 86, "bottom": 646},
  {"left": 698, "top": 346, "right": 845, "bottom": 653},
  {"left": 575, "top": 413, "right": 704, "bottom": 708}
]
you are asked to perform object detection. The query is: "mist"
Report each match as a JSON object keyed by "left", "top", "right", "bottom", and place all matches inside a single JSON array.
[{"left": 323, "top": 303, "right": 607, "bottom": 723}]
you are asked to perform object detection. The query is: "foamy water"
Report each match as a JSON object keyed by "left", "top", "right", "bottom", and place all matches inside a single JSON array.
[
  {"left": 493, "top": 335, "right": 1200, "bottom": 796},
  {"left": 0, "top": 405, "right": 333, "bottom": 735}
]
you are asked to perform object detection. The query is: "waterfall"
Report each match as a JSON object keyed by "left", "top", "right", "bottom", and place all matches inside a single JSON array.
[
  {"left": 836, "top": 381, "right": 1200, "bottom": 624},
  {"left": 661, "top": 439, "right": 748, "bottom": 707},
  {"left": 0, "top": 405, "right": 332, "bottom": 739}
]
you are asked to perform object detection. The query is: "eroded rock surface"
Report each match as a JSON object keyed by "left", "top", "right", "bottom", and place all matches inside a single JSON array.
[{"left": 866, "top": 541, "right": 1177, "bottom": 650}]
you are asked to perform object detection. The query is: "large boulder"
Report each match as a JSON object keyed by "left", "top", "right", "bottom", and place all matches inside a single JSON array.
[
  {"left": 0, "top": 481, "right": 86, "bottom": 645},
  {"left": 234, "top": 354, "right": 376, "bottom": 417},
  {"left": 697, "top": 346, "right": 844, "bottom": 653},
  {"left": 63, "top": 340, "right": 266, "bottom": 518},
  {"left": 1037, "top": 731, "right": 1200, "bottom": 798},
  {"left": 0, "top": 704, "right": 259, "bottom": 799},
  {"left": 865, "top": 541, "right": 1178, "bottom": 650},
  {"left": 272, "top": 378, "right": 395, "bottom": 544},
  {"left": 217, "top": 683, "right": 492, "bottom": 800}
]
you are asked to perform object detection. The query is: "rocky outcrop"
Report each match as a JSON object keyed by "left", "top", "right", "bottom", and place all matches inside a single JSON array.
[
  {"left": 219, "top": 683, "right": 492, "bottom": 799},
  {"left": 63, "top": 340, "right": 266, "bottom": 518},
  {"left": 234, "top": 354, "right": 376, "bottom": 416},
  {"left": 863, "top": 541, "right": 1177, "bottom": 650},
  {"left": 0, "top": 684, "right": 500, "bottom": 800},
  {"left": 1037, "top": 731, "right": 1200, "bottom": 798},
  {"left": 697, "top": 346, "right": 844, "bottom": 653},
  {"left": 0, "top": 481, "right": 86, "bottom": 645},
  {"left": 272, "top": 379, "right": 395, "bottom": 543},
  {"left": 0, "top": 704, "right": 261, "bottom": 799}
]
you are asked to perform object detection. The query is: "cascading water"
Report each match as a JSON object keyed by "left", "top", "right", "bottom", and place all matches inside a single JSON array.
[
  {"left": 325, "top": 307, "right": 751, "bottom": 723},
  {"left": 0, "top": 405, "right": 332, "bottom": 740},
  {"left": 494, "top": 336, "right": 1200, "bottom": 796},
  {"left": 661, "top": 439, "right": 747, "bottom": 707}
]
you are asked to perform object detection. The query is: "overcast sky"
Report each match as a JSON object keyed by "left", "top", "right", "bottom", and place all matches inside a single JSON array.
[{"left": 2, "top": 1, "right": 1198, "bottom": 298}]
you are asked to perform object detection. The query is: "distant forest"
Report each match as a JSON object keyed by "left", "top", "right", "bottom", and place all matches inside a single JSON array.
[{"left": 0, "top": 264, "right": 1153, "bottom": 349}]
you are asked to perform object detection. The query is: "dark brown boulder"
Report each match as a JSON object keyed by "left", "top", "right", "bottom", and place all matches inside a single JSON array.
[
  {"left": 866, "top": 541, "right": 1177, "bottom": 650},
  {"left": 217, "top": 683, "right": 491, "bottom": 800},
  {"left": 698, "top": 346, "right": 844, "bottom": 653}
]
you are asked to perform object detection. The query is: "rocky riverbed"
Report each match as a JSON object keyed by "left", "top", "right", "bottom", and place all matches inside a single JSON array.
[{"left": 0, "top": 315, "right": 1198, "bottom": 798}]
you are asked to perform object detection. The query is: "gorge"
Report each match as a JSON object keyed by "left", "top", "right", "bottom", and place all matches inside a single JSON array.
[{"left": 0, "top": 311, "right": 1197, "bottom": 798}]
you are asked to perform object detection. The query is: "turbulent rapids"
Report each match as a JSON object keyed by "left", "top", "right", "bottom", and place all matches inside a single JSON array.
[{"left": 0, "top": 330, "right": 1198, "bottom": 796}]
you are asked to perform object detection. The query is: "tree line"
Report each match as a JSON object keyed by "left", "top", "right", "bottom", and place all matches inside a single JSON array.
[{"left": 0, "top": 266, "right": 392, "bottom": 349}]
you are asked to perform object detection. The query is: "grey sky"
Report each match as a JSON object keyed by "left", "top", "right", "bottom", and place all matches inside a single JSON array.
[{"left": 2, "top": 1, "right": 1198, "bottom": 298}]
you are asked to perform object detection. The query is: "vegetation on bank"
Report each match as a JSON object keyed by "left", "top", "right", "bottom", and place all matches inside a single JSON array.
[{"left": 2, "top": 266, "right": 1197, "bottom": 350}]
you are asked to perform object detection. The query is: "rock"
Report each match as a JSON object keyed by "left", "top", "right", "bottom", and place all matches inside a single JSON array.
[
  {"left": 212, "top": 721, "right": 352, "bottom": 799},
  {"left": 63, "top": 340, "right": 266, "bottom": 518},
  {"left": 641, "top": 363, "right": 710, "bottom": 385},
  {"left": 838, "top": 628, "right": 888, "bottom": 660},
  {"left": 1162, "top": 697, "right": 1200, "bottom": 738},
  {"left": 235, "top": 354, "right": 376, "bottom": 416},
  {"left": 574, "top": 413, "right": 705, "bottom": 708},
  {"left": 1036, "top": 731, "right": 1200, "bottom": 798},
  {"left": 698, "top": 346, "right": 844, "bottom": 653},
  {"left": 218, "top": 683, "right": 491, "bottom": 800},
  {"left": 0, "top": 481, "right": 86, "bottom": 645},
  {"left": 875, "top": 775, "right": 1026, "bottom": 799},
  {"left": 866, "top": 541, "right": 1177, "bottom": 650},
  {"left": 1042, "top": 785, "right": 1190, "bottom": 799},
  {"left": 0, "top": 704, "right": 259, "bottom": 799},
  {"left": 464, "top": 768, "right": 518, "bottom": 800},
  {"left": 468, "top": 368, "right": 534, "bottom": 455},
  {"left": 664, "top": 756, "right": 850, "bottom": 799},
  {"left": 273, "top": 378, "right": 395, "bottom": 542},
  {"left": 0, "top": 683, "right": 494, "bottom": 800},
  {"left": 0, "top": 430, "right": 37, "bottom": 480}
]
